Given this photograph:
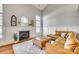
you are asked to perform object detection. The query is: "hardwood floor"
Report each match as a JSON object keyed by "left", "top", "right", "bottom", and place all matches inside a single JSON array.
[
  {"left": 0, "top": 44, "right": 14, "bottom": 54},
  {"left": 0, "top": 39, "right": 32, "bottom": 54}
]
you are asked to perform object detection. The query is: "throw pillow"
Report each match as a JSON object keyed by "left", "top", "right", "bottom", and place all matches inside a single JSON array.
[
  {"left": 50, "top": 41, "right": 54, "bottom": 44},
  {"left": 55, "top": 32, "right": 61, "bottom": 36},
  {"left": 61, "top": 33, "right": 66, "bottom": 38}
]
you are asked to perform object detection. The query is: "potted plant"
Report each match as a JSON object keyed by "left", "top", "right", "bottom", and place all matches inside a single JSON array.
[{"left": 13, "top": 33, "right": 19, "bottom": 43}]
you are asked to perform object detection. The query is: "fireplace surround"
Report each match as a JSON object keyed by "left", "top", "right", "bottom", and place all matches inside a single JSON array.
[{"left": 19, "top": 31, "right": 30, "bottom": 41}]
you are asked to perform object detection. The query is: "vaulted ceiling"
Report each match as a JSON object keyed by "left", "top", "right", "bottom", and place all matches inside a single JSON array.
[
  {"left": 32, "top": 4, "right": 47, "bottom": 10},
  {"left": 32, "top": 4, "right": 79, "bottom": 11}
]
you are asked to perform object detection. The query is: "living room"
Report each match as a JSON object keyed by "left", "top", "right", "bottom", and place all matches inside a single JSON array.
[{"left": 0, "top": 4, "right": 79, "bottom": 54}]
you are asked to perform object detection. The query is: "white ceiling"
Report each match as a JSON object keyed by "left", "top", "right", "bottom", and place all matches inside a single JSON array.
[{"left": 32, "top": 4, "right": 47, "bottom": 10}]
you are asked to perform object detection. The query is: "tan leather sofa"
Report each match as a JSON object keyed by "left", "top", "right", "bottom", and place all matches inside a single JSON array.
[
  {"left": 45, "top": 31, "right": 79, "bottom": 54},
  {"left": 45, "top": 43, "right": 74, "bottom": 54}
]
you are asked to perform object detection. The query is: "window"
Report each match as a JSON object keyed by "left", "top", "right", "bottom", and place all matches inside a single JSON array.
[
  {"left": 36, "top": 15, "right": 41, "bottom": 36},
  {"left": 0, "top": 4, "right": 2, "bottom": 39}
]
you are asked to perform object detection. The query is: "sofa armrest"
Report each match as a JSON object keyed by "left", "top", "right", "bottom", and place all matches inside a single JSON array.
[
  {"left": 74, "top": 46, "right": 79, "bottom": 54},
  {"left": 74, "top": 43, "right": 79, "bottom": 54}
]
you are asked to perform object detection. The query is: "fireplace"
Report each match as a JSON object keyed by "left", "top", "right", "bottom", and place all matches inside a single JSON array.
[{"left": 19, "top": 31, "right": 29, "bottom": 41}]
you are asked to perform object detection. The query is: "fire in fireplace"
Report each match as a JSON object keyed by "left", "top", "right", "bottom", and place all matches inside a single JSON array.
[{"left": 19, "top": 31, "right": 29, "bottom": 41}]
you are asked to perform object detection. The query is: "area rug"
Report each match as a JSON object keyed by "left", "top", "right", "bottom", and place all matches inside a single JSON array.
[{"left": 12, "top": 40, "right": 45, "bottom": 54}]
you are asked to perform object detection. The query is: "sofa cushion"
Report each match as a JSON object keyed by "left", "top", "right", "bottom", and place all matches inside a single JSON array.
[
  {"left": 64, "top": 32, "right": 78, "bottom": 52},
  {"left": 54, "top": 37, "right": 66, "bottom": 45}
]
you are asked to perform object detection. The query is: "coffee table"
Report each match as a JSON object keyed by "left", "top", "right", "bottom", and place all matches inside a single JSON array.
[{"left": 32, "top": 37, "right": 51, "bottom": 49}]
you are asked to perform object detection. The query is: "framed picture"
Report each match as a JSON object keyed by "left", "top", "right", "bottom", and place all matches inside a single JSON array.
[
  {"left": 11, "top": 15, "right": 17, "bottom": 26},
  {"left": 29, "top": 20, "right": 34, "bottom": 27}
]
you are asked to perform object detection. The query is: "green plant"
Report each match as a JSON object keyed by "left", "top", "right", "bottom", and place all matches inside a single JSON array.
[{"left": 13, "top": 33, "right": 18, "bottom": 41}]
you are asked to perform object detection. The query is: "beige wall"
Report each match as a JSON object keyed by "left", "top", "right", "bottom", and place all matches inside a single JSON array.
[
  {"left": 0, "top": 4, "right": 41, "bottom": 46},
  {"left": 43, "top": 4, "right": 79, "bottom": 36}
]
